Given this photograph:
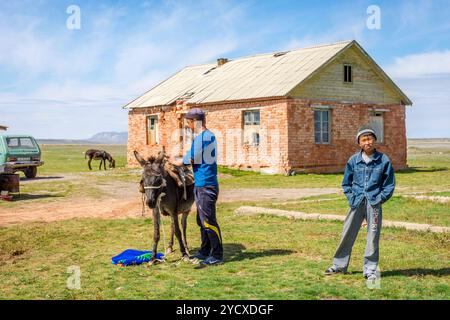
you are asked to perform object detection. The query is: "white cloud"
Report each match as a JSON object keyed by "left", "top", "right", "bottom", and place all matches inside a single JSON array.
[
  {"left": 0, "top": 1, "right": 243, "bottom": 139},
  {"left": 385, "top": 51, "right": 450, "bottom": 78}
]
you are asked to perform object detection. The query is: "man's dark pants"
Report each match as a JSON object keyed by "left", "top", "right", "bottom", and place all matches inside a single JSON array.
[{"left": 194, "top": 185, "right": 223, "bottom": 260}]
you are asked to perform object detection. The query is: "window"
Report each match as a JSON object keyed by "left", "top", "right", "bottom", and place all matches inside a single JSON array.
[
  {"left": 344, "top": 65, "right": 352, "bottom": 83},
  {"left": 6, "top": 138, "right": 19, "bottom": 148},
  {"left": 369, "top": 111, "right": 384, "bottom": 143},
  {"left": 147, "top": 115, "right": 159, "bottom": 145},
  {"left": 243, "top": 110, "right": 260, "bottom": 146},
  {"left": 6, "top": 137, "right": 36, "bottom": 149},
  {"left": 314, "top": 109, "right": 331, "bottom": 144},
  {"left": 244, "top": 110, "right": 260, "bottom": 125},
  {"left": 181, "top": 114, "right": 193, "bottom": 144},
  {"left": 19, "top": 138, "right": 35, "bottom": 148}
]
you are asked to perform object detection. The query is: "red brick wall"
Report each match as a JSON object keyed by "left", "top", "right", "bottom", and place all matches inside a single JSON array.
[
  {"left": 127, "top": 99, "right": 290, "bottom": 173},
  {"left": 286, "top": 98, "right": 407, "bottom": 173},
  {"left": 127, "top": 106, "right": 182, "bottom": 166},
  {"left": 127, "top": 98, "right": 407, "bottom": 173}
]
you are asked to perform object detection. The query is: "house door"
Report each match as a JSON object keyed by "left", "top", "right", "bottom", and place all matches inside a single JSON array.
[{"left": 369, "top": 111, "right": 384, "bottom": 143}]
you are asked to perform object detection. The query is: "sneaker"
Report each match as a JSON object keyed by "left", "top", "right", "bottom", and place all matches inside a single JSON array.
[
  {"left": 191, "top": 252, "right": 209, "bottom": 260},
  {"left": 324, "top": 266, "right": 347, "bottom": 275},
  {"left": 189, "top": 252, "right": 209, "bottom": 265},
  {"left": 200, "top": 256, "right": 224, "bottom": 266},
  {"left": 366, "top": 273, "right": 378, "bottom": 281}
]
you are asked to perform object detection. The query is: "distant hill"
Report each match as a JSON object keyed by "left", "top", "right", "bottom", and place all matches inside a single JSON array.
[
  {"left": 37, "top": 139, "right": 97, "bottom": 145},
  {"left": 37, "top": 132, "right": 128, "bottom": 145},
  {"left": 87, "top": 131, "right": 128, "bottom": 144}
]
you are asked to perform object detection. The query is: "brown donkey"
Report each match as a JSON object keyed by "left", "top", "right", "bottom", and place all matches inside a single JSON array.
[
  {"left": 134, "top": 150, "right": 195, "bottom": 265},
  {"left": 85, "top": 149, "right": 116, "bottom": 170}
]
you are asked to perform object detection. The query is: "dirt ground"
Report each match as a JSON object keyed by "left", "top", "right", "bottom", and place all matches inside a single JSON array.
[{"left": 0, "top": 175, "right": 340, "bottom": 227}]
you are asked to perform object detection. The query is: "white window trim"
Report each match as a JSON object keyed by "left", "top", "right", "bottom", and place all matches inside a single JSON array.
[
  {"left": 242, "top": 109, "right": 261, "bottom": 147},
  {"left": 147, "top": 114, "right": 159, "bottom": 145},
  {"left": 313, "top": 108, "right": 332, "bottom": 145}
]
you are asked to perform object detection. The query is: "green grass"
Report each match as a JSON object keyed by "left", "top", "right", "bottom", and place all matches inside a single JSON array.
[
  {"left": 19, "top": 143, "right": 450, "bottom": 193},
  {"left": 0, "top": 202, "right": 448, "bottom": 299},
  {"left": 1, "top": 142, "right": 449, "bottom": 299},
  {"left": 425, "top": 191, "right": 450, "bottom": 197},
  {"left": 260, "top": 195, "right": 450, "bottom": 227},
  {"left": 38, "top": 144, "right": 128, "bottom": 175}
]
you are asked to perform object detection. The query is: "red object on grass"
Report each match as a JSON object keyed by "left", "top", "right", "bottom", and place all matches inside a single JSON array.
[{"left": 0, "top": 195, "right": 13, "bottom": 201}]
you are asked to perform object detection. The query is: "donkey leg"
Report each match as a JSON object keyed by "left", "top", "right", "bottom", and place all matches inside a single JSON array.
[
  {"left": 181, "top": 212, "right": 190, "bottom": 256},
  {"left": 148, "top": 208, "right": 161, "bottom": 266},
  {"left": 88, "top": 158, "right": 92, "bottom": 170},
  {"left": 165, "top": 219, "right": 175, "bottom": 255},
  {"left": 171, "top": 214, "right": 188, "bottom": 258}
]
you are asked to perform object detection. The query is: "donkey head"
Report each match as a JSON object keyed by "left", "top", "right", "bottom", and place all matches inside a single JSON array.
[
  {"left": 134, "top": 150, "right": 166, "bottom": 208},
  {"left": 109, "top": 158, "right": 116, "bottom": 168}
]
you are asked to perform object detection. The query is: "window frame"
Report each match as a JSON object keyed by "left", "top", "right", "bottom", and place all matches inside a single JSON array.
[
  {"left": 313, "top": 108, "right": 332, "bottom": 145},
  {"left": 243, "top": 109, "right": 260, "bottom": 126},
  {"left": 369, "top": 110, "right": 385, "bottom": 144},
  {"left": 242, "top": 109, "right": 261, "bottom": 147},
  {"left": 146, "top": 115, "right": 159, "bottom": 145},
  {"left": 343, "top": 64, "right": 353, "bottom": 84}
]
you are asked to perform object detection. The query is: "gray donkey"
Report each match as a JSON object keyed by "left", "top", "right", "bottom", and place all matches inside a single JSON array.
[{"left": 134, "top": 150, "right": 195, "bottom": 265}]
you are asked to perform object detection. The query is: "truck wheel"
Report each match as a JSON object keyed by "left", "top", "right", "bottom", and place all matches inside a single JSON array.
[{"left": 25, "top": 167, "right": 37, "bottom": 179}]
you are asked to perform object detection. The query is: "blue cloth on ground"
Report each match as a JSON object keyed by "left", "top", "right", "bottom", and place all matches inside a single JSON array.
[{"left": 111, "top": 249, "right": 164, "bottom": 266}]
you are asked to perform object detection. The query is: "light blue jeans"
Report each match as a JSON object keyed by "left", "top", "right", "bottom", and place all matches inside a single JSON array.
[{"left": 332, "top": 198, "right": 382, "bottom": 276}]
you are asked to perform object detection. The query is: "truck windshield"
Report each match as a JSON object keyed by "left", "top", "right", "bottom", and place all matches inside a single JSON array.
[{"left": 6, "top": 137, "right": 37, "bottom": 149}]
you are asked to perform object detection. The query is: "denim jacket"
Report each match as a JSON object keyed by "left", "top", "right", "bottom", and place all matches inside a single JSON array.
[{"left": 342, "top": 150, "right": 395, "bottom": 209}]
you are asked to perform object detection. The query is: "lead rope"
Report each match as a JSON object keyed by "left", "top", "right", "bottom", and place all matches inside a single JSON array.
[
  {"left": 155, "top": 192, "right": 167, "bottom": 262},
  {"left": 141, "top": 193, "right": 146, "bottom": 217}
]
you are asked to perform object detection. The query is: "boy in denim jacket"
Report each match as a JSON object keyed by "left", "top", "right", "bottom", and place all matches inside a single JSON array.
[{"left": 325, "top": 125, "right": 395, "bottom": 281}]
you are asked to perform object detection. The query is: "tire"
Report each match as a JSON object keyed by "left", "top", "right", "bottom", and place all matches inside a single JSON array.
[{"left": 25, "top": 167, "right": 37, "bottom": 179}]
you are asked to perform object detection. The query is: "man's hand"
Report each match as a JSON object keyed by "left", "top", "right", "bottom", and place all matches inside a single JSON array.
[
  {"left": 168, "top": 154, "right": 183, "bottom": 166},
  {"left": 362, "top": 219, "right": 367, "bottom": 228}
]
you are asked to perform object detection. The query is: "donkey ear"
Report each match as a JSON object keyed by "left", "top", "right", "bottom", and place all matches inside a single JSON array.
[
  {"left": 134, "top": 151, "right": 147, "bottom": 167},
  {"left": 155, "top": 147, "right": 167, "bottom": 163}
]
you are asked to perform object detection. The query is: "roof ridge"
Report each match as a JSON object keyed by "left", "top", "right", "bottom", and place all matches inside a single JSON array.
[
  {"left": 220, "top": 40, "right": 355, "bottom": 62},
  {"left": 182, "top": 40, "right": 354, "bottom": 68}
]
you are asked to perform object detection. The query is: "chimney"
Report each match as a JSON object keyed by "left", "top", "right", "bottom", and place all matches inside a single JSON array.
[{"left": 217, "top": 58, "right": 229, "bottom": 67}]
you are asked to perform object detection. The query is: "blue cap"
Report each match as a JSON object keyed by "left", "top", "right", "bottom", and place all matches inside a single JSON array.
[{"left": 185, "top": 108, "right": 205, "bottom": 120}]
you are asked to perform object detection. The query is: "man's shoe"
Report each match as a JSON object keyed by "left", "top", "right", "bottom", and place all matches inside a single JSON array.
[
  {"left": 324, "top": 266, "right": 346, "bottom": 275},
  {"left": 189, "top": 252, "right": 209, "bottom": 265},
  {"left": 366, "top": 273, "right": 378, "bottom": 281},
  {"left": 200, "top": 256, "right": 224, "bottom": 266},
  {"left": 191, "top": 252, "right": 209, "bottom": 260}
]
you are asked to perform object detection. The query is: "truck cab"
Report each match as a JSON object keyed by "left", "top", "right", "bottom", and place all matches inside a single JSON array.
[{"left": 0, "top": 134, "right": 44, "bottom": 178}]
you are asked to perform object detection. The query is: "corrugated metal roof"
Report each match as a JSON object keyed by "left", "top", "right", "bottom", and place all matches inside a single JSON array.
[{"left": 123, "top": 40, "right": 412, "bottom": 108}]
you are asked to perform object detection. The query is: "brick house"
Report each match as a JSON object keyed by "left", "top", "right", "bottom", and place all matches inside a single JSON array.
[{"left": 124, "top": 40, "right": 412, "bottom": 174}]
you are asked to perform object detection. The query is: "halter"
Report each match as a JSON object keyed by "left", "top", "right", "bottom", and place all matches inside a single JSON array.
[
  {"left": 142, "top": 173, "right": 167, "bottom": 190},
  {"left": 144, "top": 183, "right": 165, "bottom": 190}
]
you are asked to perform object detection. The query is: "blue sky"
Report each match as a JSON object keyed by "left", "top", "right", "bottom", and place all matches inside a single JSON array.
[{"left": 1, "top": 0, "right": 449, "bottom": 139}]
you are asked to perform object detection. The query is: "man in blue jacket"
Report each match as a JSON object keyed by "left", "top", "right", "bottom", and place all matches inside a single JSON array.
[
  {"left": 325, "top": 125, "right": 395, "bottom": 281},
  {"left": 170, "top": 108, "right": 223, "bottom": 266}
]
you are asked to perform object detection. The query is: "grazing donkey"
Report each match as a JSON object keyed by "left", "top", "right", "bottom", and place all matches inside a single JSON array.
[
  {"left": 134, "top": 150, "right": 195, "bottom": 265},
  {"left": 85, "top": 149, "right": 116, "bottom": 170}
]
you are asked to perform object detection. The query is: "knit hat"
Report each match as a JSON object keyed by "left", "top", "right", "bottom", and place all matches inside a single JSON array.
[{"left": 356, "top": 124, "right": 377, "bottom": 143}]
